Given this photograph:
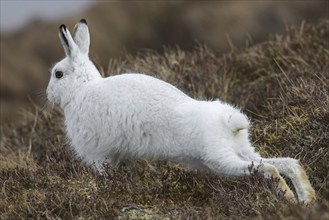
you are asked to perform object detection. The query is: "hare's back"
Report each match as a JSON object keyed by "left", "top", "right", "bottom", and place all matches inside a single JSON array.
[{"left": 100, "top": 73, "right": 192, "bottom": 104}]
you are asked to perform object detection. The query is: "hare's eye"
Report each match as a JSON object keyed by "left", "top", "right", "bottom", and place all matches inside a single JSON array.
[{"left": 55, "top": 71, "right": 63, "bottom": 79}]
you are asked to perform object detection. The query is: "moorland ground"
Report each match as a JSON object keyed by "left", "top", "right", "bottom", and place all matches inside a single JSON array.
[{"left": 0, "top": 20, "right": 328, "bottom": 219}]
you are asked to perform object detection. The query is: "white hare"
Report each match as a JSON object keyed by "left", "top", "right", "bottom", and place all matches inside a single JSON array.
[{"left": 47, "top": 19, "right": 316, "bottom": 203}]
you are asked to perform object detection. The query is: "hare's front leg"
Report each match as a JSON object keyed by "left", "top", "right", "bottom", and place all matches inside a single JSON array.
[
  {"left": 260, "top": 157, "right": 316, "bottom": 203},
  {"left": 83, "top": 151, "right": 119, "bottom": 173},
  {"left": 203, "top": 152, "right": 297, "bottom": 202}
]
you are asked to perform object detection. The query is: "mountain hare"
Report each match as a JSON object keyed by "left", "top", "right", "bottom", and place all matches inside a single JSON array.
[{"left": 47, "top": 19, "right": 316, "bottom": 203}]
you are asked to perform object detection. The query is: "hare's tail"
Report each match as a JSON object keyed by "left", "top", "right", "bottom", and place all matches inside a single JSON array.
[{"left": 227, "top": 112, "right": 249, "bottom": 135}]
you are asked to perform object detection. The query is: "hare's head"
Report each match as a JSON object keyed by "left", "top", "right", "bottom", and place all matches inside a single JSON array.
[{"left": 47, "top": 19, "right": 100, "bottom": 108}]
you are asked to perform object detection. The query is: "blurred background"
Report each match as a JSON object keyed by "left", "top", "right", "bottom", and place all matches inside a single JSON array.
[{"left": 0, "top": 0, "right": 328, "bottom": 127}]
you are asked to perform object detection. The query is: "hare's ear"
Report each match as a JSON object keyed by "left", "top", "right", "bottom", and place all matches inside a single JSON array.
[
  {"left": 73, "top": 19, "right": 90, "bottom": 55},
  {"left": 59, "top": 24, "right": 78, "bottom": 57}
]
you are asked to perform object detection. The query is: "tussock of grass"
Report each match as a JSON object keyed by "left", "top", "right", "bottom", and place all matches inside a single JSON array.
[{"left": 1, "top": 21, "right": 328, "bottom": 219}]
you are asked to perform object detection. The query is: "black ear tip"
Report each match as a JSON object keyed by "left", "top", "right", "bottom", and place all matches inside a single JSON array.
[
  {"left": 59, "top": 24, "right": 66, "bottom": 30},
  {"left": 80, "top": 19, "right": 87, "bottom": 25}
]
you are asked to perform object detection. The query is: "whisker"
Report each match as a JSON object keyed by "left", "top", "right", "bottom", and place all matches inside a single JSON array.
[
  {"left": 31, "top": 89, "right": 55, "bottom": 114},
  {"left": 34, "top": 90, "right": 48, "bottom": 103},
  {"left": 41, "top": 101, "right": 51, "bottom": 112}
]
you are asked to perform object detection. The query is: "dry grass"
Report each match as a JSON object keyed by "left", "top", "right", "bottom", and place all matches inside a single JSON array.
[
  {"left": 1, "top": 1, "right": 328, "bottom": 126},
  {"left": 0, "top": 20, "right": 328, "bottom": 219}
]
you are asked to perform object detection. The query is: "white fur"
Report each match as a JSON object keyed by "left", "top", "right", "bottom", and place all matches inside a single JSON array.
[{"left": 47, "top": 19, "right": 316, "bottom": 203}]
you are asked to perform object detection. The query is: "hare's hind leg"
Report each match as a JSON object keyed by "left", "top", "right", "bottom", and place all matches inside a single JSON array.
[
  {"left": 261, "top": 157, "right": 316, "bottom": 203},
  {"left": 203, "top": 152, "right": 296, "bottom": 202}
]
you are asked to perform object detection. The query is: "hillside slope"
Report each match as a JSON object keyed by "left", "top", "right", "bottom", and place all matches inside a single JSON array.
[
  {"left": 1, "top": 1, "right": 328, "bottom": 126},
  {"left": 0, "top": 20, "right": 328, "bottom": 219}
]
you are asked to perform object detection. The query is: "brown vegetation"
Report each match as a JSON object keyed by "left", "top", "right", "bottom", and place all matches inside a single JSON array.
[
  {"left": 0, "top": 20, "right": 328, "bottom": 218},
  {"left": 1, "top": 1, "right": 328, "bottom": 126}
]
